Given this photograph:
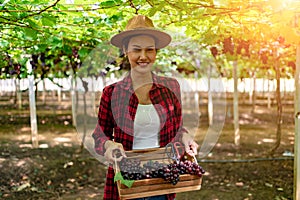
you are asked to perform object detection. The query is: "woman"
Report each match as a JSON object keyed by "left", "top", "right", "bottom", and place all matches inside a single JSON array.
[{"left": 92, "top": 15, "right": 198, "bottom": 200}]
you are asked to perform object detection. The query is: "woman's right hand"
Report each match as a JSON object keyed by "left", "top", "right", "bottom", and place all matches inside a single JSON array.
[{"left": 104, "top": 140, "right": 127, "bottom": 164}]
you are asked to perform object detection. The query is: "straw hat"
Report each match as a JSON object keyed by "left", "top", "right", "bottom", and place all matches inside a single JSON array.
[{"left": 110, "top": 15, "right": 171, "bottom": 49}]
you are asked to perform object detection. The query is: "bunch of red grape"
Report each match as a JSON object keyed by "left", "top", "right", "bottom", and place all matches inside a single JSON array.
[
  {"left": 119, "top": 158, "right": 144, "bottom": 180},
  {"left": 178, "top": 160, "right": 205, "bottom": 177},
  {"left": 161, "top": 163, "right": 180, "bottom": 185},
  {"left": 162, "top": 160, "right": 205, "bottom": 185},
  {"left": 119, "top": 158, "right": 205, "bottom": 185}
]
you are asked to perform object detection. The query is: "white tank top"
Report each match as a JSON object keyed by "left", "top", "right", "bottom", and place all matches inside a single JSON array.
[{"left": 133, "top": 104, "right": 160, "bottom": 150}]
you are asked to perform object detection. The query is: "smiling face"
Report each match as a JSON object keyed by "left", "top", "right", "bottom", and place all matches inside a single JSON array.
[{"left": 125, "top": 35, "right": 157, "bottom": 74}]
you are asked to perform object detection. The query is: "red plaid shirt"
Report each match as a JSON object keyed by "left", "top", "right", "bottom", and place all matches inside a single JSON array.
[{"left": 92, "top": 72, "right": 186, "bottom": 200}]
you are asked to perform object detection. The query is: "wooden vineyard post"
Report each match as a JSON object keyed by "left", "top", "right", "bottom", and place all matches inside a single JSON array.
[
  {"left": 233, "top": 61, "right": 240, "bottom": 146},
  {"left": 208, "top": 65, "right": 213, "bottom": 126},
  {"left": 296, "top": 113, "right": 300, "bottom": 200},
  {"left": 26, "top": 60, "right": 39, "bottom": 148},
  {"left": 71, "top": 73, "right": 77, "bottom": 127},
  {"left": 294, "top": 44, "right": 300, "bottom": 200}
]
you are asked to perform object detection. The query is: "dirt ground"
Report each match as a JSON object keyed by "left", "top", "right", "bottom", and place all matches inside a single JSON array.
[{"left": 0, "top": 92, "right": 294, "bottom": 200}]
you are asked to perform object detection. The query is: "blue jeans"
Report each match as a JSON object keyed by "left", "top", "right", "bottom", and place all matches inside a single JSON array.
[{"left": 132, "top": 195, "right": 167, "bottom": 200}]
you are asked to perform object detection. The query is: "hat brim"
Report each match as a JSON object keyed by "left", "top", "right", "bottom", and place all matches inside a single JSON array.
[{"left": 110, "top": 28, "right": 171, "bottom": 49}]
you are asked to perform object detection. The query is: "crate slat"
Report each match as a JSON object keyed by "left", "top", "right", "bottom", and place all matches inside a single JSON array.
[
  {"left": 118, "top": 176, "right": 201, "bottom": 194},
  {"left": 119, "top": 184, "right": 202, "bottom": 200}
]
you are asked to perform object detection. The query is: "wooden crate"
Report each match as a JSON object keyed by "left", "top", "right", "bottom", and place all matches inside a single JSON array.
[{"left": 114, "top": 148, "right": 202, "bottom": 200}]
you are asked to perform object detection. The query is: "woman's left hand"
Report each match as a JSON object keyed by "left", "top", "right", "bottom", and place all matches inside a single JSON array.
[{"left": 181, "top": 132, "right": 199, "bottom": 156}]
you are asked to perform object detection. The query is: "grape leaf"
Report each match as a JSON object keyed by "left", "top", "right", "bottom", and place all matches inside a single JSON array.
[
  {"left": 122, "top": 179, "right": 134, "bottom": 188},
  {"left": 114, "top": 172, "right": 135, "bottom": 188},
  {"left": 114, "top": 171, "right": 124, "bottom": 182}
]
